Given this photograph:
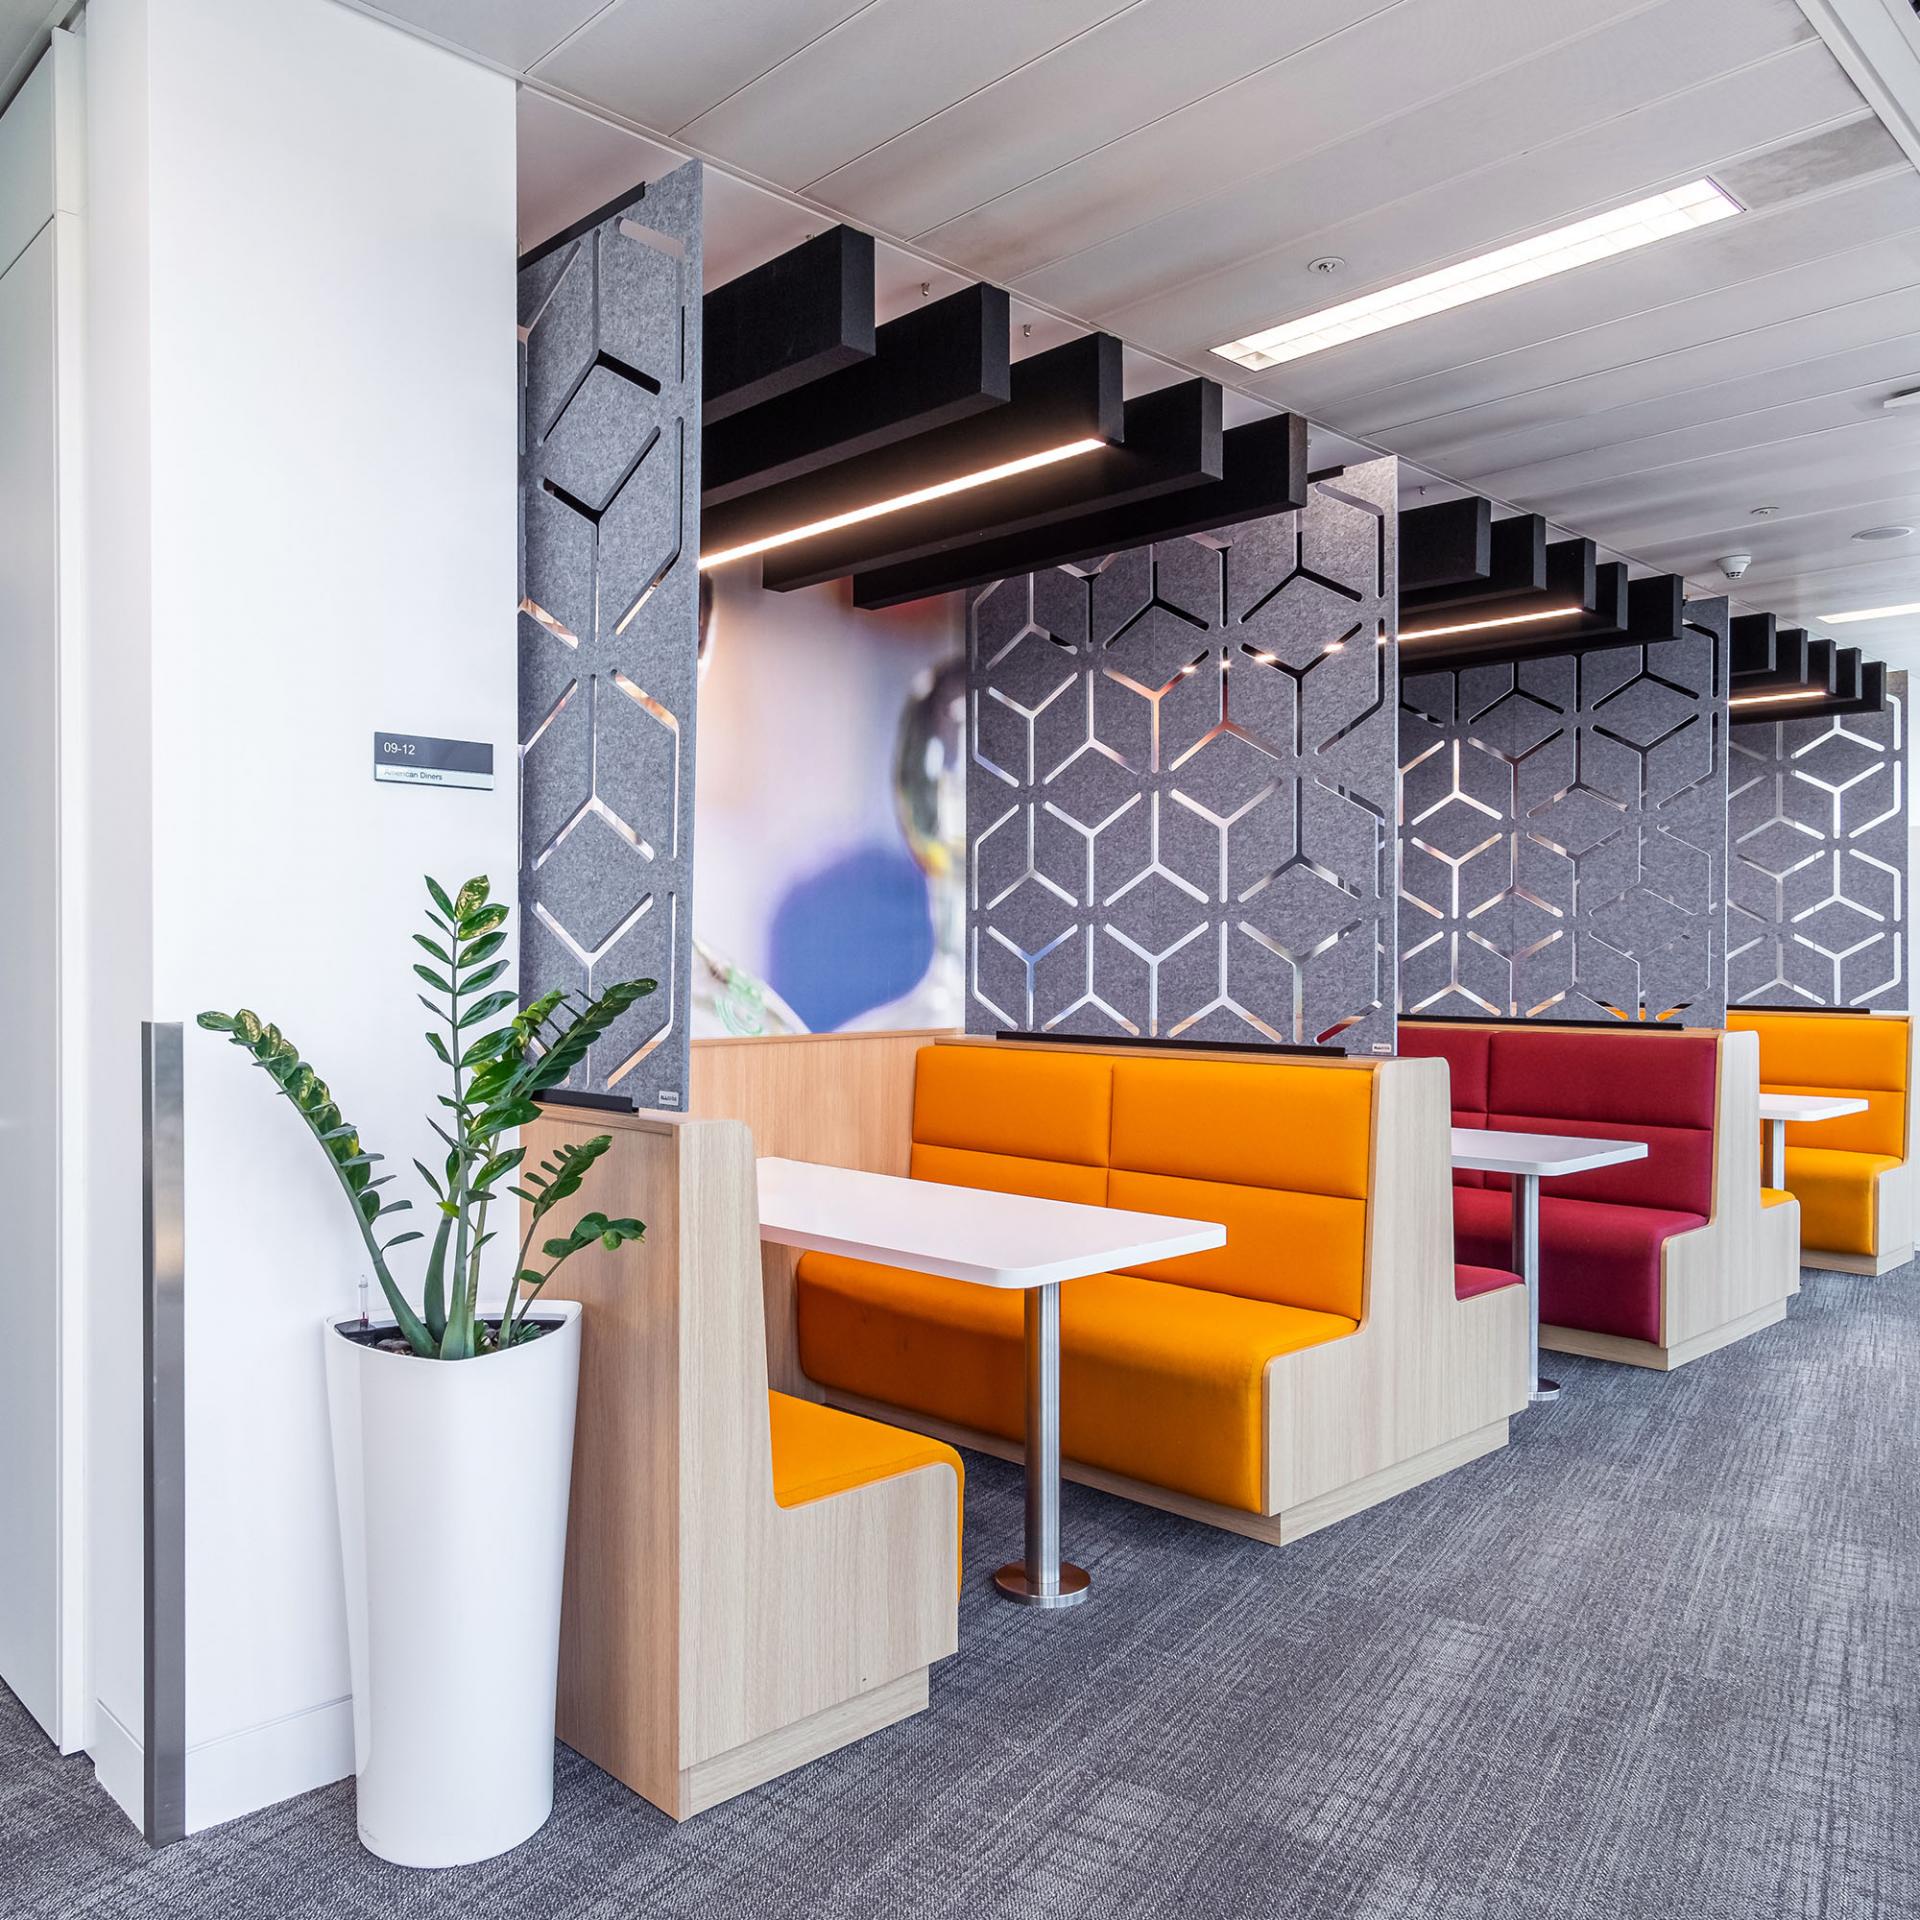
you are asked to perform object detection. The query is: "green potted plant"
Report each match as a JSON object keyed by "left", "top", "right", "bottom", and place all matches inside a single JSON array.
[{"left": 198, "top": 875, "right": 651, "bottom": 1868}]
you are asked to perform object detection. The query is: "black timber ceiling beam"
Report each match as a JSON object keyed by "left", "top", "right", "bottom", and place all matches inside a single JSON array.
[
  {"left": 704, "top": 226, "right": 876, "bottom": 423},
  {"left": 1729, "top": 612, "right": 1778, "bottom": 678},
  {"left": 704, "top": 283, "right": 1011, "bottom": 506},
  {"left": 701, "top": 332, "right": 1125, "bottom": 564},
  {"left": 847, "top": 411, "right": 1310, "bottom": 610},
  {"left": 761, "top": 377, "right": 1222, "bottom": 592}
]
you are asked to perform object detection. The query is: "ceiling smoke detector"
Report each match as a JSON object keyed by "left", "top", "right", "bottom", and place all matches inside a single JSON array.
[{"left": 1718, "top": 553, "right": 1753, "bottom": 579}]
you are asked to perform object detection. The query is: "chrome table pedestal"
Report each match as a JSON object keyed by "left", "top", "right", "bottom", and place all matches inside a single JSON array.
[
  {"left": 1510, "top": 1174, "right": 1560, "bottom": 1405},
  {"left": 993, "top": 1283, "right": 1089, "bottom": 1608}
]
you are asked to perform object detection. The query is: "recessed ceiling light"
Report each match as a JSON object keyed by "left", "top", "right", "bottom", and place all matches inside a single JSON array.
[
  {"left": 1212, "top": 179, "right": 1741, "bottom": 371},
  {"left": 1749, "top": 506, "right": 1777, "bottom": 519},
  {"left": 1852, "top": 525, "right": 1914, "bottom": 542},
  {"left": 1819, "top": 601, "right": 1920, "bottom": 624},
  {"left": 696, "top": 437, "right": 1106, "bottom": 569},
  {"left": 1883, "top": 388, "right": 1920, "bottom": 412}
]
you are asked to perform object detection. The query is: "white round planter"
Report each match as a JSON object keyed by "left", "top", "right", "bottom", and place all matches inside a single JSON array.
[{"left": 323, "top": 1300, "right": 582, "bottom": 1869}]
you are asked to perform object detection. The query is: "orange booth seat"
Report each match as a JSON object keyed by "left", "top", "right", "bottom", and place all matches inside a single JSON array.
[
  {"left": 1727, "top": 1008, "right": 1916, "bottom": 1274},
  {"left": 793, "top": 1040, "right": 1528, "bottom": 1546}
]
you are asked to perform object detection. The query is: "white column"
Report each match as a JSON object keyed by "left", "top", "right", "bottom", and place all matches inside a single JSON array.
[{"left": 85, "top": 0, "right": 518, "bottom": 1832}]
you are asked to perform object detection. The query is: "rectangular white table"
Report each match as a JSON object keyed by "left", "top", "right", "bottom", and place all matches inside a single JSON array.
[
  {"left": 755, "top": 1157, "right": 1225, "bottom": 1609},
  {"left": 1757, "top": 1092, "right": 1868, "bottom": 1190},
  {"left": 1450, "top": 1128, "right": 1648, "bottom": 1404}
]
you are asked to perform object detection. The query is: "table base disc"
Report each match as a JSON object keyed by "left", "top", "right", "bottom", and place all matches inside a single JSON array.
[
  {"left": 1529, "top": 1380, "right": 1562, "bottom": 1404},
  {"left": 993, "top": 1562, "right": 1091, "bottom": 1608}
]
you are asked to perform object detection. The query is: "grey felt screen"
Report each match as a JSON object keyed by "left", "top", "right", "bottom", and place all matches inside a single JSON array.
[
  {"left": 1728, "top": 669, "right": 1907, "bottom": 1008},
  {"left": 1399, "top": 595, "right": 1730, "bottom": 1024},
  {"left": 517, "top": 161, "right": 701, "bottom": 1106},
  {"left": 965, "top": 457, "right": 1399, "bottom": 1053}
]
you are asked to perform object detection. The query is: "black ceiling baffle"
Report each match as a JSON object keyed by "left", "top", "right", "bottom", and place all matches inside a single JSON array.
[
  {"left": 1626, "top": 571, "right": 1686, "bottom": 643},
  {"left": 1400, "top": 497, "right": 1492, "bottom": 593},
  {"left": 1399, "top": 510, "right": 1547, "bottom": 613},
  {"left": 700, "top": 331, "right": 1126, "bottom": 562},
  {"left": 704, "top": 282, "right": 1012, "bottom": 506},
  {"left": 760, "top": 377, "right": 1225, "bottom": 591},
  {"left": 846, "top": 411, "right": 1310, "bottom": 610},
  {"left": 703, "top": 225, "right": 875, "bottom": 421},
  {"left": 1731, "top": 625, "right": 1810, "bottom": 697},
  {"left": 1729, "top": 611, "right": 1779, "bottom": 678}
]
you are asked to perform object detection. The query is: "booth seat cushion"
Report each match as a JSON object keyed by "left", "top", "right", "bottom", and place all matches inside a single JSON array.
[
  {"left": 1486, "top": 1111, "right": 1713, "bottom": 1216},
  {"left": 794, "top": 1254, "right": 1357, "bottom": 1512},
  {"left": 1783, "top": 1147, "right": 1900, "bottom": 1257},
  {"left": 1452, "top": 1188, "right": 1706, "bottom": 1344},
  {"left": 1761, "top": 1188, "right": 1795, "bottom": 1209},
  {"left": 1106, "top": 1059, "right": 1372, "bottom": 1318},
  {"left": 1455, "top": 1263, "right": 1522, "bottom": 1300},
  {"left": 768, "top": 1391, "right": 965, "bottom": 1579},
  {"left": 1765, "top": 1086, "right": 1905, "bottom": 1161}
]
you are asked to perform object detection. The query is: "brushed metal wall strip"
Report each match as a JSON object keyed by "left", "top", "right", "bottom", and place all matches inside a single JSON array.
[{"left": 142, "top": 1021, "right": 186, "bottom": 1847}]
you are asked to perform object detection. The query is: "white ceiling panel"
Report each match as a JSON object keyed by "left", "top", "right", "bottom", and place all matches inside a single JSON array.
[
  {"left": 1445, "top": 346, "right": 1920, "bottom": 491},
  {"left": 1383, "top": 284, "right": 1920, "bottom": 463},
  {"left": 395, "top": 0, "right": 1920, "bottom": 637},
  {"left": 809, "top": 0, "right": 1406, "bottom": 239},
  {"left": 532, "top": 0, "right": 874, "bottom": 137},
  {"left": 914, "top": 0, "right": 1629, "bottom": 284},
  {"left": 1241, "top": 164, "right": 1920, "bottom": 421},
  {"left": 1092, "top": 54, "right": 1872, "bottom": 359},
  {"left": 999, "top": 0, "right": 1819, "bottom": 311},
  {"left": 356, "top": 0, "right": 612, "bottom": 71},
  {"left": 675, "top": 0, "right": 1138, "bottom": 189}
]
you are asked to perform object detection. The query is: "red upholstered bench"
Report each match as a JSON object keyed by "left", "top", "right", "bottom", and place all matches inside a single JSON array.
[{"left": 1402, "top": 1022, "right": 1797, "bottom": 1370}]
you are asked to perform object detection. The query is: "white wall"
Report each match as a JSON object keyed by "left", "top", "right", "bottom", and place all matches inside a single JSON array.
[{"left": 86, "top": 0, "right": 518, "bottom": 1830}]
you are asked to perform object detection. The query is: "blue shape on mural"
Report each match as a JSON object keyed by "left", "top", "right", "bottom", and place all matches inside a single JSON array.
[{"left": 768, "top": 843, "right": 933, "bottom": 1032}]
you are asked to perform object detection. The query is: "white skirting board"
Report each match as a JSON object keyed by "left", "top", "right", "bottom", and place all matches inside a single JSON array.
[{"left": 88, "top": 1692, "right": 355, "bottom": 1837}]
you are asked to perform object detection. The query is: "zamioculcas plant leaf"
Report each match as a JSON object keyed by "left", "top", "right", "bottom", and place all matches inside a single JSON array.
[{"left": 199, "top": 875, "right": 654, "bottom": 1359}]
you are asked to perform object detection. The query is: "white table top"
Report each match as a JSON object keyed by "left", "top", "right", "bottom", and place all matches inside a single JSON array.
[
  {"left": 1758, "top": 1092, "right": 1870, "bottom": 1124},
  {"left": 755, "top": 1157, "right": 1226, "bottom": 1290},
  {"left": 1450, "top": 1126, "right": 1650, "bottom": 1179}
]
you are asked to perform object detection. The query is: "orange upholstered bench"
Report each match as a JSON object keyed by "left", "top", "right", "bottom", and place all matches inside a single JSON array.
[
  {"left": 1727, "top": 1008, "right": 1916, "bottom": 1275},
  {"left": 794, "top": 1039, "right": 1526, "bottom": 1546}
]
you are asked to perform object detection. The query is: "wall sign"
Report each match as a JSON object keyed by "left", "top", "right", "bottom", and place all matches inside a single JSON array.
[{"left": 372, "top": 731, "right": 494, "bottom": 791}]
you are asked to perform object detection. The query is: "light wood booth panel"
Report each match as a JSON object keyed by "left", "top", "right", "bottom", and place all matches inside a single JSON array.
[
  {"left": 530, "top": 1106, "right": 958, "bottom": 1821},
  {"left": 704, "top": 1034, "right": 1528, "bottom": 1547},
  {"left": 691, "top": 1031, "right": 938, "bottom": 1396}
]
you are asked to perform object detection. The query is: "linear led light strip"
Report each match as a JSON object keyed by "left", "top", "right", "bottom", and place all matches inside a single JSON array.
[
  {"left": 1401, "top": 604, "right": 1583, "bottom": 642},
  {"left": 1819, "top": 602, "right": 1920, "bottom": 624},
  {"left": 1213, "top": 179, "right": 1742, "bottom": 371},
  {"left": 698, "top": 437, "right": 1106, "bottom": 570},
  {"left": 1729, "top": 688, "right": 1832, "bottom": 708}
]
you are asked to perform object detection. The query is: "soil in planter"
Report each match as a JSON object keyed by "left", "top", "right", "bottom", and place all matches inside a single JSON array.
[{"left": 333, "top": 1318, "right": 564, "bottom": 1357}]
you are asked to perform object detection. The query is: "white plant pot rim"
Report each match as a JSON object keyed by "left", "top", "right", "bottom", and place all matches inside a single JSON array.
[{"left": 326, "top": 1295, "right": 582, "bottom": 1358}]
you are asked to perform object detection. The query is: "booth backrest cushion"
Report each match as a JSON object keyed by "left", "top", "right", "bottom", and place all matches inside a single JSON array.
[
  {"left": 907, "top": 1046, "right": 1375, "bottom": 1323},
  {"left": 1726, "top": 1010, "right": 1909, "bottom": 1158},
  {"left": 910, "top": 1044, "right": 1110, "bottom": 1205},
  {"left": 1106, "top": 1059, "right": 1372, "bottom": 1319},
  {"left": 1485, "top": 1029, "right": 1717, "bottom": 1215},
  {"left": 1397, "top": 1025, "right": 1491, "bottom": 1186}
]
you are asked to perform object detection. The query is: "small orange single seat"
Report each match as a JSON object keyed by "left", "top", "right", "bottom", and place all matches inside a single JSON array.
[
  {"left": 768, "top": 1390, "right": 965, "bottom": 1579},
  {"left": 1782, "top": 1147, "right": 1901, "bottom": 1256},
  {"left": 1760, "top": 1188, "right": 1795, "bottom": 1208}
]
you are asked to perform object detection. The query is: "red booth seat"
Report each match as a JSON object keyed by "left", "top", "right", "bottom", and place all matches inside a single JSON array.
[
  {"left": 1454, "top": 1263, "right": 1523, "bottom": 1301},
  {"left": 1404, "top": 1025, "right": 1719, "bottom": 1346}
]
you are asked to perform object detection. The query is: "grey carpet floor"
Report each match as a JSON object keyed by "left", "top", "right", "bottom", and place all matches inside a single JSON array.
[{"left": 6, "top": 1266, "right": 1918, "bottom": 1919}]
